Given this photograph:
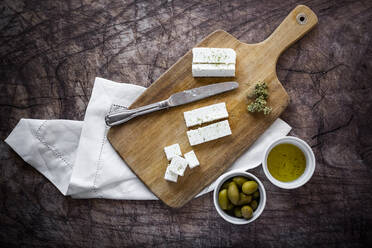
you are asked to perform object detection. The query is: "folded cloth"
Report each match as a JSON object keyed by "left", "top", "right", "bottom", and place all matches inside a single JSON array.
[{"left": 5, "top": 77, "right": 291, "bottom": 200}]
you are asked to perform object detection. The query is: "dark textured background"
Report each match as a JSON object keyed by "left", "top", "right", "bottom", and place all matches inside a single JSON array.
[{"left": 1, "top": 0, "right": 372, "bottom": 247}]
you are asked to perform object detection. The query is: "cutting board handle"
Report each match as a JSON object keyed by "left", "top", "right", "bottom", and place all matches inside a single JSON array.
[{"left": 263, "top": 5, "right": 318, "bottom": 59}]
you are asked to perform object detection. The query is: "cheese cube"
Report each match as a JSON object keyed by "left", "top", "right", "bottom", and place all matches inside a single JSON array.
[
  {"left": 183, "top": 102, "right": 228, "bottom": 127},
  {"left": 187, "top": 120, "right": 232, "bottom": 146},
  {"left": 192, "top": 48, "right": 236, "bottom": 64},
  {"left": 192, "top": 64, "right": 235, "bottom": 77},
  {"left": 164, "top": 144, "right": 182, "bottom": 161},
  {"left": 164, "top": 166, "right": 178, "bottom": 183},
  {"left": 168, "top": 155, "right": 188, "bottom": 176},
  {"left": 184, "top": 150, "right": 200, "bottom": 169}
]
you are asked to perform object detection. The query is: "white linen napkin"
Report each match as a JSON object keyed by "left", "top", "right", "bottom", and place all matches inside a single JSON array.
[{"left": 5, "top": 77, "right": 291, "bottom": 200}]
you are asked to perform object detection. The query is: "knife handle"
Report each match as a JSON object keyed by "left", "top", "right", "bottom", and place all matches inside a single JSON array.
[{"left": 105, "top": 100, "right": 170, "bottom": 126}]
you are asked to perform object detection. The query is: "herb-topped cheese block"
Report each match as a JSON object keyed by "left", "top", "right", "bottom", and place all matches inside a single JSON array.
[{"left": 192, "top": 48, "right": 236, "bottom": 77}]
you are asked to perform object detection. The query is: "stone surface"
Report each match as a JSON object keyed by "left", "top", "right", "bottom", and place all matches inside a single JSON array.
[{"left": 1, "top": 0, "right": 372, "bottom": 247}]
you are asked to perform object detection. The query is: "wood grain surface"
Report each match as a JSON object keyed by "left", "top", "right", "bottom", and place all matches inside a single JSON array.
[
  {"left": 1, "top": 0, "right": 372, "bottom": 247},
  {"left": 108, "top": 5, "right": 316, "bottom": 208}
]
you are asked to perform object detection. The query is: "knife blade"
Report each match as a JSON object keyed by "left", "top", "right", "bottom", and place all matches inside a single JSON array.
[
  {"left": 168, "top": 81, "right": 238, "bottom": 106},
  {"left": 105, "top": 81, "right": 238, "bottom": 126}
]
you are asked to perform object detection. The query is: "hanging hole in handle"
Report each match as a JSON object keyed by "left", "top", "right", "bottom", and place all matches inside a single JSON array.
[{"left": 296, "top": 13, "right": 307, "bottom": 25}]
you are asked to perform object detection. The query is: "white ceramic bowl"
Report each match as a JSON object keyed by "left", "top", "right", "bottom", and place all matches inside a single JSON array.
[
  {"left": 262, "top": 136, "right": 316, "bottom": 189},
  {"left": 213, "top": 170, "right": 266, "bottom": 225}
]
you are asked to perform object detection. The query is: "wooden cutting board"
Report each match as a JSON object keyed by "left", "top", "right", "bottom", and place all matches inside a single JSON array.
[{"left": 108, "top": 5, "right": 318, "bottom": 208}]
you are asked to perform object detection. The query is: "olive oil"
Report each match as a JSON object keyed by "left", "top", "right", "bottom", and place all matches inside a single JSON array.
[{"left": 267, "top": 143, "right": 306, "bottom": 182}]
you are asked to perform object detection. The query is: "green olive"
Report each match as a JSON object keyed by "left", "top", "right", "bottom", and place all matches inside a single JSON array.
[
  {"left": 242, "top": 181, "right": 258, "bottom": 195},
  {"left": 232, "top": 176, "right": 248, "bottom": 188},
  {"left": 250, "top": 200, "right": 258, "bottom": 210},
  {"left": 218, "top": 189, "right": 230, "bottom": 210},
  {"left": 227, "top": 182, "right": 240, "bottom": 205},
  {"left": 227, "top": 202, "right": 234, "bottom": 210},
  {"left": 241, "top": 205, "right": 253, "bottom": 219},
  {"left": 234, "top": 207, "right": 242, "bottom": 218},
  {"left": 253, "top": 190, "right": 260, "bottom": 199},
  {"left": 237, "top": 193, "right": 252, "bottom": 205},
  {"left": 221, "top": 180, "right": 231, "bottom": 190}
]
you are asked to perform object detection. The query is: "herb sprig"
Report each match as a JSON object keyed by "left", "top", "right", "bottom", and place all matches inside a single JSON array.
[{"left": 247, "top": 82, "right": 272, "bottom": 115}]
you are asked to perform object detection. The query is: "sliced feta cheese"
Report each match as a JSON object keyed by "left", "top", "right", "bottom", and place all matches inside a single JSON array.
[
  {"left": 164, "top": 165, "right": 178, "bottom": 183},
  {"left": 164, "top": 143, "right": 182, "bottom": 161},
  {"left": 186, "top": 120, "right": 232, "bottom": 146},
  {"left": 192, "top": 63, "right": 235, "bottom": 77},
  {"left": 168, "top": 155, "right": 188, "bottom": 176},
  {"left": 186, "top": 128, "right": 203, "bottom": 146},
  {"left": 192, "top": 48, "right": 236, "bottom": 64},
  {"left": 184, "top": 150, "right": 200, "bottom": 169},
  {"left": 183, "top": 102, "right": 228, "bottom": 127}
]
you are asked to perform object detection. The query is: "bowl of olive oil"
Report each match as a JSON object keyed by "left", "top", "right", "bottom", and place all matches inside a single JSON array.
[{"left": 262, "top": 136, "right": 315, "bottom": 189}]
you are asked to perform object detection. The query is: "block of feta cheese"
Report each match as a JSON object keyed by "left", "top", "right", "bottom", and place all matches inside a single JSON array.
[
  {"left": 168, "top": 155, "right": 188, "bottom": 176},
  {"left": 164, "top": 143, "right": 182, "bottom": 161},
  {"left": 192, "top": 48, "right": 236, "bottom": 77},
  {"left": 184, "top": 150, "right": 200, "bottom": 169},
  {"left": 183, "top": 102, "right": 228, "bottom": 128},
  {"left": 186, "top": 120, "right": 232, "bottom": 146},
  {"left": 192, "top": 48, "right": 236, "bottom": 64},
  {"left": 164, "top": 165, "right": 178, "bottom": 183}
]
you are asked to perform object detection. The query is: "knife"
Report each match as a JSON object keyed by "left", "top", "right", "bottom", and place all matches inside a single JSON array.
[{"left": 105, "top": 81, "right": 239, "bottom": 126}]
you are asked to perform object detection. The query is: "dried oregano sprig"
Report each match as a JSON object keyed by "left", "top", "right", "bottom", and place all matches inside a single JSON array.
[
  {"left": 247, "top": 82, "right": 272, "bottom": 115},
  {"left": 252, "top": 82, "right": 269, "bottom": 99}
]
